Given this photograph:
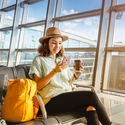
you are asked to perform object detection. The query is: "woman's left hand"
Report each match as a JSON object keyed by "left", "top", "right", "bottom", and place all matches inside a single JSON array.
[{"left": 74, "top": 64, "right": 83, "bottom": 79}]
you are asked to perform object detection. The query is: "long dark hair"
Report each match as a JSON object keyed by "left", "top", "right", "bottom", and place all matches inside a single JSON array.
[{"left": 38, "top": 38, "right": 64, "bottom": 57}]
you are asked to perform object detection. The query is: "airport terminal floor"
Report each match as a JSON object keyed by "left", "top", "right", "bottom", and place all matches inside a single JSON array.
[{"left": 99, "top": 93, "right": 125, "bottom": 125}]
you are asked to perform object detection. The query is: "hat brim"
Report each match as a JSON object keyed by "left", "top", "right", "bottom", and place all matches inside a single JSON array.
[{"left": 39, "top": 34, "right": 68, "bottom": 43}]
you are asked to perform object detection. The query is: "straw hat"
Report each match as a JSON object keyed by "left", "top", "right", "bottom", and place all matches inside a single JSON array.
[{"left": 39, "top": 27, "right": 68, "bottom": 43}]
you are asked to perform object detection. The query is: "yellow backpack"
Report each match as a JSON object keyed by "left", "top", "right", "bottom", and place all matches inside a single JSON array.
[{"left": 1, "top": 78, "right": 39, "bottom": 122}]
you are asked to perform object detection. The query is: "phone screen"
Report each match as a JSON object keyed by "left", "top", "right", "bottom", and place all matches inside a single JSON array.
[{"left": 62, "top": 56, "right": 70, "bottom": 64}]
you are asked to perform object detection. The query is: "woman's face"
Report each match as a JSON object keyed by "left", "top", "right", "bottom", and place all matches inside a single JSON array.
[{"left": 49, "top": 36, "right": 63, "bottom": 56}]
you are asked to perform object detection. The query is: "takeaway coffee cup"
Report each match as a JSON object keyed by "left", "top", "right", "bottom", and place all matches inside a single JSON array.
[{"left": 74, "top": 60, "right": 81, "bottom": 71}]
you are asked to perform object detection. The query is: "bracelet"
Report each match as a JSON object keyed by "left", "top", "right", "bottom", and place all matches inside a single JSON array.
[
  {"left": 53, "top": 68, "right": 58, "bottom": 74},
  {"left": 73, "top": 74, "right": 78, "bottom": 80}
]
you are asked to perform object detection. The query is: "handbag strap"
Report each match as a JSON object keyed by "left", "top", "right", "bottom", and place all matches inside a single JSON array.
[{"left": 33, "top": 94, "right": 39, "bottom": 119}]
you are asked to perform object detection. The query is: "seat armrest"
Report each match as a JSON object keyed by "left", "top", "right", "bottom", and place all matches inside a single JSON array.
[
  {"left": 37, "top": 93, "right": 47, "bottom": 119},
  {"left": 73, "top": 83, "right": 93, "bottom": 88},
  {"left": 73, "top": 83, "right": 96, "bottom": 92}
]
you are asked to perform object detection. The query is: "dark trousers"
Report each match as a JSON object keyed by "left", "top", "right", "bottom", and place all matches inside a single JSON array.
[{"left": 45, "top": 90, "right": 111, "bottom": 125}]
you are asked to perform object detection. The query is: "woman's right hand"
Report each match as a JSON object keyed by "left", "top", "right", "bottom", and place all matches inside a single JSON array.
[{"left": 54, "top": 61, "right": 69, "bottom": 73}]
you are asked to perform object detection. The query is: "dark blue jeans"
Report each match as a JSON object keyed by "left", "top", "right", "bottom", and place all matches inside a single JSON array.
[{"left": 45, "top": 90, "right": 112, "bottom": 125}]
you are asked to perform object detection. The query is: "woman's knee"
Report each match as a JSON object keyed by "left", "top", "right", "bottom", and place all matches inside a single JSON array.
[{"left": 86, "top": 106, "right": 96, "bottom": 111}]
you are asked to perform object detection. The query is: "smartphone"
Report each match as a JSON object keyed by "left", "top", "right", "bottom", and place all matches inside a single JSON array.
[{"left": 62, "top": 56, "right": 70, "bottom": 64}]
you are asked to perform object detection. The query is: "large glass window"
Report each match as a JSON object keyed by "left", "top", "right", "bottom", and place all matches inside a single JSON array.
[
  {"left": 103, "top": 9, "right": 125, "bottom": 93},
  {"left": 65, "top": 52, "right": 95, "bottom": 85},
  {"left": 0, "top": 29, "right": 20, "bottom": 49},
  {"left": 59, "top": 16, "right": 100, "bottom": 48},
  {"left": 117, "top": 0, "right": 125, "bottom": 5},
  {"left": 0, "top": 10, "right": 15, "bottom": 28},
  {"left": 27, "top": 0, "right": 48, "bottom": 23},
  {"left": 0, "top": 51, "right": 8, "bottom": 66},
  {"left": 0, "top": 1, "right": 2, "bottom": 9},
  {"left": 111, "top": 12, "right": 125, "bottom": 47},
  {"left": 21, "top": 26, "right": 44, "bottom": 49},
  {"left": 0, "top": 30, "right": 12, "bottom": 49},
  {"left": 61, "top": 0, "right": 102, "bottom": 16},
  {"left": 5, "top": 0, "right": 16, "bottom": 7},
  {"left": 105, "top": 52, "right": 125, "bottom": 93},
  {"left": 20, "top": 52, "right": 38, "bottom": 64},
  {"left": 19, "top": 8, "right": 23, "bottom": 24}
]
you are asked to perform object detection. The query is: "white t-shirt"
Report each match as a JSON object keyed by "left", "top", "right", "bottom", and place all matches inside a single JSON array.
[{"left": 29, "top": 55, "right": 73, "bottom": 104}]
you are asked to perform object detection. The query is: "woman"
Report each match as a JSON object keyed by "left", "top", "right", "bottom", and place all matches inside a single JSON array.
[{"left": 29, "top": 27, "right": 112, "bottom": 125}]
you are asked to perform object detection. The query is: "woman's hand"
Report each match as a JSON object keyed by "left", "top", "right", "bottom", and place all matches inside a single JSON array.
[
  {"left": 54, "top": 61, "right": 69, "bottom": 73},
  {"left": 74, "top": 64, "right": 83, "bottom": 79}
]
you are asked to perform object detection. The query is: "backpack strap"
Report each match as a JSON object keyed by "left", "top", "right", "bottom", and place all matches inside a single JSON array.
[{"left": 33, "top": 95, "right": 39, "bottom": 119}]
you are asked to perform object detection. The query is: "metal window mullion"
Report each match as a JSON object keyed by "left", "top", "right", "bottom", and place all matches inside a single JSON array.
[
  {"left": 112, "top": 4, "right": 125, "bottom": 12},
  {"left": 7, "top": 0, "right": 21, "bottom": 66},
  {"left": 54, "top": 0, "right": 62, "bottom": 26},
  {"left": 0, "top": 5, "right": 16, "bottom": 12},
  {"left": 93, "top": 0, "right": 111, "bottom": 90},
  {"left": 107, "top": 46, "right": 125, "bottom": 52},
  {"left": 0, "top": 27, "right": 12, "bottom": 31},
  {"left": 16, "top": 3, "right": 29, "bottom": 65},
  {"left": 53, "top": 9, "right": 101, "bottom": 22},
  {"left": 15, "top": 47, "right": 96, "bottom": 52},
  {"left": 0, "top": 49, "right": 9, "bottom": 51},
  {"left": 44, "top": 0, "right": 55, "bottom": 35},
  {"left": 65, "top": 48, "right": 96, "bottom": 52},
  {"left": 18, "top": 20, "right": 45, "bottom": 28},
  {"left": 23, "top": 0, "right": 44, "bottom": 5},
  {"left": 102, "top": 0, "right": 117, "bottom": 90}
]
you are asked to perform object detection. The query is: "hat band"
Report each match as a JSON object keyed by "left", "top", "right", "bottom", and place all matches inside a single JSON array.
[{"left": 47, "top": 34, "right": 61, "bottom": 36}]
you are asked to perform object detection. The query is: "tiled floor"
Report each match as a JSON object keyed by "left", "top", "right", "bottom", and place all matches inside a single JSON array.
[{"left": 99, "top": 93, "right": 125, "bottom": 125}]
